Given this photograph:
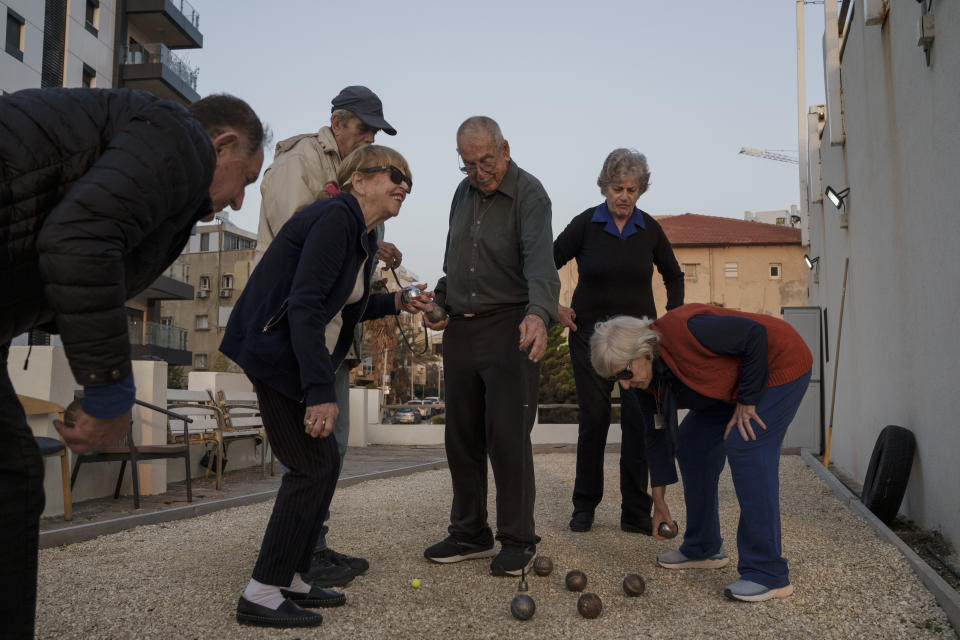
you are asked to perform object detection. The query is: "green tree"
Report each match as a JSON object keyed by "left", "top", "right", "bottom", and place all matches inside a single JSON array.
[{"left": 538, "top": 326, "right": 577, "bottom": 422}]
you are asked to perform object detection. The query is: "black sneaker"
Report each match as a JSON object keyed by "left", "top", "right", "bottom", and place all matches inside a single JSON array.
[
  {"left": 489, "top": 544, "right": 536, "bottom": 577},
  {"left": 621, "top": 514, "right": 653, "bottom": 535},
  {"left": 320, "top": 548, "right": 370, "bottom": 576},
  {"left": 424, "top": 533, "right": 496, "bottom": 564},
  {"left": 306, "top": 552, "right": 355, "bottom": 587},
  {"left": 569, "top": 510, "right": 594, "bottom": 532}
]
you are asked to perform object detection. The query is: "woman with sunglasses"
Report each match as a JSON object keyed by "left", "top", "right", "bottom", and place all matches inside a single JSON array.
[
  {"left": 220, "top": 145, "right": 425, "bottom": 628},
  {"left": 553, "top": 148, "right": 684, "bottom": 535},
  {"left": 589, "top": 304, "right": 812, "bottom": 602}
]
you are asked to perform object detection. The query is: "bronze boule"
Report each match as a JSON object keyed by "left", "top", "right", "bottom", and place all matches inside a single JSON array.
[
  {"left": 577, "top": 592, "right": 603, "bottom": 619},
  {"left": 565, "top": 569, "right": 587, "bottom": 592},
  {"left": 623, "top": 573, "right": 646, "bottom": 597},
  {"left": 510, "top": 593, "right": 536, "bottom": 621},
  {"left": 532, "top": 555, "right": 554, "bottom": 577}
]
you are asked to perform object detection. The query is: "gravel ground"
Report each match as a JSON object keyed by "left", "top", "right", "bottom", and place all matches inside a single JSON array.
[{"left": 37, "top": 454, "right": 955, "bottom": 639}]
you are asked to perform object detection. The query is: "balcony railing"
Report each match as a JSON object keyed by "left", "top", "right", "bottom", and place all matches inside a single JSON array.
[
  {"left": 172, "top": 0, "right": 200, "bottom": 29},
  {"left": 129, "top": 320, "right": 189, "bottom": 351},
  {"left": 122, "top": 43, "right": 198, "bottom": 92}
]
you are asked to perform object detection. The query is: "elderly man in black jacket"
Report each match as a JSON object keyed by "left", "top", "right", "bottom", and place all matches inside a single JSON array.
[{"left": 0, "top": 87, "right": 266, "bottom": 638}]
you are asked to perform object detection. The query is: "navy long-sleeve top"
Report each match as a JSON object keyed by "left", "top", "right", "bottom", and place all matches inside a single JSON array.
[
  {"left": 553, "top": 203, "right": 684, "bottom": 323},
  {"left": 644, "top": 314, "right": 769, "bottom": 487}
]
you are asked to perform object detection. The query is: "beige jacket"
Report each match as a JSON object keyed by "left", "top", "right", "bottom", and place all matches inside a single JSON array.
[{"left": 255, "top": 126, "right": 341, "bottom": 256}]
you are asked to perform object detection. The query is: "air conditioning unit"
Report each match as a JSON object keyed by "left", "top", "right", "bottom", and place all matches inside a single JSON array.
[
  {"left": 219, "top": 288, "right": 232, "bottom": 298},
  {"left": 197, "top": 289, "right": 209, "bottom": 299}
]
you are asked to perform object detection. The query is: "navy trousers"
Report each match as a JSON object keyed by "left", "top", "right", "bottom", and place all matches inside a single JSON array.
[
  {"left": 568, "top": 325, "right": 652, "bottom": 523},
  {"left": 250, "top": 378, "right": 339, "bottom": 586},
  {"left": 0, "top": 342, "right": 45, "bottom": 639},
  {"left": 676, "top": 370, "right": 811, "bottom": 588}
]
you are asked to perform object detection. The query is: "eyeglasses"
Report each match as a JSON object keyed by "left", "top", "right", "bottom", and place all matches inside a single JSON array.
[
  {"left": 358, "top": 165, "right": 412, "bottom": 192},
  {"left": 606, "top": 364, "right": 633, "bottom": 382},
  {"left": 457, "top": 147, "right": 501, "bottom": 175}
]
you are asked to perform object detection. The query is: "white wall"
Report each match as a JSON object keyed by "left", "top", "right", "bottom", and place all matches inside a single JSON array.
[
  {"left": 63, "top": 0, "right": 116, "bottom": 88},
  {"left": 1, "top": 0, "right": 44, "bottom": 93},
  {"left": 806, "top": 1, "right": 960, "bottom": 548}
]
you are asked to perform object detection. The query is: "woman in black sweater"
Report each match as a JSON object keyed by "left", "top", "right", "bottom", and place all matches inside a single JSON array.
[{"left": 553, "top": 148, "right": 684, "bottom": 534}]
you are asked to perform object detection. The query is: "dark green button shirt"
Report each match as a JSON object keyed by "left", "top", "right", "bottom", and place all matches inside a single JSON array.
[{"left": 435, "top": 160, "right": 559, "bottom": 324}]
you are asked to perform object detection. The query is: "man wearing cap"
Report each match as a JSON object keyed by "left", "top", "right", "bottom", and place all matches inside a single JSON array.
[{"left": 255, "top": 85, "right": 398, "bottom": 588}]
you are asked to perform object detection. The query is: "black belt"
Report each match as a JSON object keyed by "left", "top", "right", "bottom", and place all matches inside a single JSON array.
[{"left": 449, "top": 305, "right": 525, "bottom": 320}]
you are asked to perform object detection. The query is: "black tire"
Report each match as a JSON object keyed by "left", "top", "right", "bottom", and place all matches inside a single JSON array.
[{"left": 860, "top": 425, "right": 916, "bottom": 524}]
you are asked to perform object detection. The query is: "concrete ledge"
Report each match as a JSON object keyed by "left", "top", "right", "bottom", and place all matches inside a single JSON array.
[
  {"left": 39, "top": 460, "right": 447, "bottom": 549},
  {"left": 366, "top": 423, "right": 621, "bottom": 447},
  {"left": 801, "top": 448, "right": 960, "bottom": 631}
]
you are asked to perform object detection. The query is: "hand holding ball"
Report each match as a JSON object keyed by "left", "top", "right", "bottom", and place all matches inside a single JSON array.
[{"left": 658, "top": 521, "right": 679, "bottom": 539}]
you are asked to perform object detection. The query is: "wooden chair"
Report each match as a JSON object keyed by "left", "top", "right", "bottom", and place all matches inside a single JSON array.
[
  {"left": 69, "top": 399, "right": 195, "bottom": 509},
  {"left": 17, "top": 395, "right": 72, "bottom": 521},
  {"left": 165, "top": 389, "right": 226, "bottom": 489},
  {"left": 213, "top": 389, "right": 272, "bottom": 478}
]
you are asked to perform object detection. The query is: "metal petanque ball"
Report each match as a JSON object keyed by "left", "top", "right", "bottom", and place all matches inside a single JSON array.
[
  {"left": 658, "top": 521, "right": 679, "bottom": 539},
  {"left": 63, "top": 397, "right": 83, "bottom": 427},
  {"left": 577, "top": 592, "right": 603, "bottom": 619},
  {"left": 426, "top": 305, "right": 448, "bottom": 323},
  {"left": 510, "top": 594, "right": 536, "bottom": 621},
  {"left": 533, "top": 555, "right": 554, "bottom": 577},
  {"left": 623, "top": 573, "right": 646, "bottom": 597},
  {"left": 565, "top": 569, "right": 587, "bottom": 592}
]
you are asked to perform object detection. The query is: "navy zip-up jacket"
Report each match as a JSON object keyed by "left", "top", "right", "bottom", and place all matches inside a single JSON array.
[{"left": 220, "top": 194, "right": 398, "bottom": 405}]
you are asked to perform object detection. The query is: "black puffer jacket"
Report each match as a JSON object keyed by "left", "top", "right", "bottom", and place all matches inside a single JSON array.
[{"left": 0, "top": 88, "right": 216, "bottom": 386}]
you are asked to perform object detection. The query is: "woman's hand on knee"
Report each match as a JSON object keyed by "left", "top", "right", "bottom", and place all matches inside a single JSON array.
[
  {"left": 724, "top": 403, "right": 767, "bottom": 441},
  {"left": 303, "top": 403, "right": 338, "bottom": 438}
]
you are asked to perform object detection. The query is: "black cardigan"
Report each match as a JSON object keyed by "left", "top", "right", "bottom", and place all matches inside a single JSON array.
[{"left": 220, "top": 194, "right": 399, "bottom": 406}]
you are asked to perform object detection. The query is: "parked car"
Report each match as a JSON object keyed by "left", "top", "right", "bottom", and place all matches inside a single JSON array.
[
  {"left": 395, "top": 407, "right": 421, "bottom": 424},
  {"left": 423, "top": 397, "right": 444, "bottom": 417},
  {"left": 408, "top": 399, "right": 429, "bottom": 419}
]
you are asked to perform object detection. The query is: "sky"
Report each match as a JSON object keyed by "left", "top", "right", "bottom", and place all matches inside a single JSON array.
[{"left": 188, "top": 0, "right": 827, "bottom": 287}]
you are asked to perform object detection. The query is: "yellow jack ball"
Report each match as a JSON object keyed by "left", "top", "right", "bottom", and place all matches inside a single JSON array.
[{"left": 411, "top": 578, "right": 421, "bottom": 588}]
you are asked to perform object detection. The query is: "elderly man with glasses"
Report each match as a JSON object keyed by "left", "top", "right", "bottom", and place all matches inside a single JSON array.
[
  {"left": 255, "top": 85, "right": 401, "bottom": 589},
  {"left": 423, "top": 116, "right": 560, "bottom": 577}
]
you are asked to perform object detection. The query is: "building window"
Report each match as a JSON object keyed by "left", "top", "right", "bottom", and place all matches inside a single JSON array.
[
  {"left": 221, "top": 274, "right": 234, "bottom": 290},
  {"left": 776, "top": 217, "right": 786, "bottom": 225},
  {"left": 769, "top": 263, "right": 782, "bottom": 279},
  {"left": 198, "top": 275, "right": 210, "bottom": 291},
  {"left": 81, "top": 63, "right": 96, "bottom": 88},
  {"left": 200, "top": 232, "right": 210, "bottom": 252},
  {"left": 724, "top": 263, "right": 739, "bottom": 278},
  {"left": 196, "top": 315, "right": 209, "bottom": 330},
  {"left": 223, "top": 233, "right": 254, "bottom": 250},
  {"left": 160, "top": 316, "right": 173, "bottom": 326},
  {"left": 6, "top": 9, "right": 25, "bottom": 61},
  {"left": 682, "top": 263, "right": 698, "bottom": 280},
  {"left": 194, "top": 353, "right": 208, "bottom": 369},
  {"left": 85, "top": 0, "right": 99, "bottom": 36}
]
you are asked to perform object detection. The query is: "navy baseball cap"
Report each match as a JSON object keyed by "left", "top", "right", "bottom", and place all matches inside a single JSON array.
[{"left": 331, "top": 86, "right": 397, "bottom": 136}]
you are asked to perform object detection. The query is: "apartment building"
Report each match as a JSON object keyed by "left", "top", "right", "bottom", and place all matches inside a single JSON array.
[
  {"left": 3, "top": 0, "right": 203, "bottom": 364},
  {"left": 161, "top": 218, "right": 257, "bottom": 373}
]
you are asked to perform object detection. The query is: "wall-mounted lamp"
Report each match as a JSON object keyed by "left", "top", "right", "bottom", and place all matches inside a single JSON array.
[
  {"left": 804, "top": 254, "right": 820, "bottom": 270},
  {"left": 825, "top": 186, "right": 850, "bottom": 209},
  {"left": 790, "top": 214, "right": 802, "bottom": 225}
]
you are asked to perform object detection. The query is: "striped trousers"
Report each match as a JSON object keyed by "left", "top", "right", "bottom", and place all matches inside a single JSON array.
[{"left": 250, "top": 378, "right": 339, "bottom": 586}]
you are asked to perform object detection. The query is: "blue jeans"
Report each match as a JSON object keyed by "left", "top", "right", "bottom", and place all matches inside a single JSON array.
[{"left": 676, "top": 370, "right": 811, "bottom": 588}]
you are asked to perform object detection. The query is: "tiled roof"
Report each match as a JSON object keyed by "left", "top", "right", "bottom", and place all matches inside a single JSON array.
[{"left": 655, "top": 213, "right": 802, "bottom": 246}]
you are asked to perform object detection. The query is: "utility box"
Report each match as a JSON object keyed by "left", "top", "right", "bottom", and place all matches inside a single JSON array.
[{"left": 781, "top": 306, "right": 823, "bottom": 453}]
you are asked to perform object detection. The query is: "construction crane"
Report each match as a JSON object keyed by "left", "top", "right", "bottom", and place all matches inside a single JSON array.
[{"left": 738, "top": 147, "right": 799, "bottom": 165}]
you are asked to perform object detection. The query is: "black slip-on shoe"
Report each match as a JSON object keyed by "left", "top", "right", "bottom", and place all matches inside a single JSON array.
[
  {"left": 280, "top": 586, "right": 346, "bottom": 608},
  {"left": 236, "top": 596, "right": 323, "bottom": 628},
  {"left": 569, "top": 510, "right": 594, "bottom": 532},
  {"left": 306, "top": 552, "right": 355, "bottom": 587}
]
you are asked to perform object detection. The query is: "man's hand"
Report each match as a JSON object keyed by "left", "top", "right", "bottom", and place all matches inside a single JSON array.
[
  {"left": 423, "top": 306, "right": 449, "bottom": 331},
  {"left": 651, "top": 486, "right": 675, "bottom": 541},
  {"left": 558, "top": 304, "right": 578, "bottom": 331},
  {"left": 518, "top": 314, "right": 548, "bottom": 362},
  {"left": 377, "top": 241, "right": 402, "bottom": 269},
  {"left": 724, "top": 403, "right": 767, "bottom": 441},
  {"left": 303, "top": 403, "right": 338, "bottom": 438},
  {"left": 54, "top": 410, "right": 131, "bottom": 454}
]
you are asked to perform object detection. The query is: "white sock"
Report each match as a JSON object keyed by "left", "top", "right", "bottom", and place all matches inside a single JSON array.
[
  {"left": 243, "top": 578, "right": 285, "bottom": 610},
  {"left": 287, "top": 572, "right": 312, "bottom": 593}
]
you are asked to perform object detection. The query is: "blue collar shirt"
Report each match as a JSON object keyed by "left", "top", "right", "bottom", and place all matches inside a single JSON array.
[{"left": 591, "top": 201, "right": 646, "bottom": 240}]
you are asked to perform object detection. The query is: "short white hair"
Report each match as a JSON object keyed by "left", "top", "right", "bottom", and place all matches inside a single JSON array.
[{"left": 589, "top": 315, "right": 660, "bottom": 377}]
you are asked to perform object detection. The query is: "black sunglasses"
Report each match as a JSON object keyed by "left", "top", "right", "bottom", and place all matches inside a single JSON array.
[
  {"left": 358, "top": 165, "right": 412, "bottom": 192},
  {"left": 606, "top": 364, "right": 633, "bottom": 382}
]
